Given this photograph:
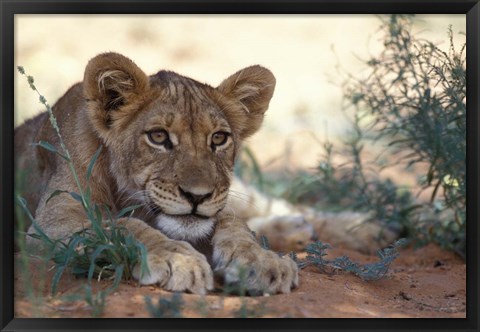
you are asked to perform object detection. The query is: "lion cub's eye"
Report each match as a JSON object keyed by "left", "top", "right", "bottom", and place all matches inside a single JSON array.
[
  {"left": 147, "top": 129, "right": 172, "bottom": 148},
  {"left": 211, "top": 131, "right": 229, "bottom": 147}
]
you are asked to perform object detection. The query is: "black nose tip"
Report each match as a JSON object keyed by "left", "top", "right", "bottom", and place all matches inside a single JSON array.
[{"left": 179, "top": 187, "right": 213, "bottom": 206}]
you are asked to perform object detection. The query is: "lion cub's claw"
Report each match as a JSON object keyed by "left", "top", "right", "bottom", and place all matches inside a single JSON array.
[
  {"left": 215, "top": 247, "right": 299, "bottom": 295},
  {"left": 132, "top": 240, "right": 214, "bottom": 295}
]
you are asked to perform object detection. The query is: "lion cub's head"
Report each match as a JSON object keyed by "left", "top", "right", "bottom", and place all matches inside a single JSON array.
[{"left": 83, "top": 52, "right": 275, "bottom": 242}]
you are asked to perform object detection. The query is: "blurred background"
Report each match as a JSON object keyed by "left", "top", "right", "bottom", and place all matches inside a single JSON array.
[
  {"left": 15, "top": 14, "right": 464, "bottom": 170},
  {"left": 15, "top": 15, "right": 467, "bottom": 256}
]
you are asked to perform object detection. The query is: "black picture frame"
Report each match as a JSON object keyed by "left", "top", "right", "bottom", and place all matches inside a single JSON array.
[{"left": 1, "top": 1, "right": 478, "bottom": 331}]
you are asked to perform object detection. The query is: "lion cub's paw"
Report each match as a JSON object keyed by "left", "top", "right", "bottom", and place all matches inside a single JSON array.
[
  {"left": 132, "top": 240, "right": 214, "bottom": 295},
  {"left": 214, "top": 245, "right": 299, "bottom": 295}
]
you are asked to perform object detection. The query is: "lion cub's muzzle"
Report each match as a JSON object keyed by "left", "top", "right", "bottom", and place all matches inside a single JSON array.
[
  {"left": 179, "top": 186, "right": 213, "bottom": 216},
  {"left": 146, "top": 179, "right": 229, "bottom": 222},
  {"left": 152, "top": 185, "right": 226, "bottom": 242}
]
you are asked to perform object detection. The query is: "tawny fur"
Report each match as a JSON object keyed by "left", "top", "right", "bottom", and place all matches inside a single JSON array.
[
  {"left": 15, "top": 52, "right": 297, "bottom": 295},
  {"left": 228, "top": 178, "right": 399, "bottom": 254},
  {"left": 15, "top": 52, "right": 398, "bottom": 296}
]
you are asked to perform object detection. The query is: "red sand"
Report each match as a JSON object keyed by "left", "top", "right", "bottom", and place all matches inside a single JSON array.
[{"left": 14, "top": 243, "right": 465, "bottom": 318}]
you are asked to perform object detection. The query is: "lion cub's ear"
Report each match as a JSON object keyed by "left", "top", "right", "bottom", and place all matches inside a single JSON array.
[
  {"left": 217, "top": 66, "right": 275, "bottom": 139},
  {"left": 83, "top": 52, "right": 150, "bottom": 138}
]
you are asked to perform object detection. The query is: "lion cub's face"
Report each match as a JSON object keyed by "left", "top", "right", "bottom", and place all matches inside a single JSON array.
[
  {"left": 83, "top": 53, "right": 275, "bottom": 242},
  {"left": 128, "top": 74, "right": 237, "bottom": 241}
]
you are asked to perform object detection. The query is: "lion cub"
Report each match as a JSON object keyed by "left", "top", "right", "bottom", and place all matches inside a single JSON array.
[{"left": 15, "top": 52, "right": 298, "bottom": 295}]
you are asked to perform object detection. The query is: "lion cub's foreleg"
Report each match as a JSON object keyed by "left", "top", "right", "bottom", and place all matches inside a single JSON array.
[
  {"left": 212, "top": 212, "right": 299, "bottom": 295},
  {"left": 123, "top": 218, "right": 214, "bottom": 294},
  {"left": 29, "top": 193, "right": 214, "bottom": 294}
]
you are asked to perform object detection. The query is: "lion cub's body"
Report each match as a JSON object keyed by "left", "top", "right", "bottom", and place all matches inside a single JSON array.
[
  {"left": 16, "top": 52, "right": 399, "bottom": 295},
  {"left": 15, "top": 53, "right": 298, "bottom": 295}
]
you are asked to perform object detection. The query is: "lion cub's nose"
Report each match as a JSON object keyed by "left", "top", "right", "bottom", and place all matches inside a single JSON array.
[{"left": 179, "top": 187, "right": 213, "bottom": 206}]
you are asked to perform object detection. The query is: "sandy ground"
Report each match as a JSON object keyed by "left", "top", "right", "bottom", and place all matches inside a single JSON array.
[
  {"left": 14, "top": 15, "right": 466, "bottom": 319},
  {"left": 15, "top": 243, "right": 465, "bottom": 318}
]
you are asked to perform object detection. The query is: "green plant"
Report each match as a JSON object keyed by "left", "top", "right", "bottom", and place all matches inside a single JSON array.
[
  {"left": 58, "top": 284, "right": 108, "bottom": 317},
  {"left": 193, "top": 297, "right": 211, "bottom": 318},
  {"left": 145, "top": 293, "right": 184, "bottom": 318},
  {"left": 218, "top": 263, "right": 269, "bottom": 317},
  {"left": 291, "top": 238, "right": 407, "bottom": 281},
  {"left": 259, "top": 235, "right": 270, "bottom": 250},
  {"left": 343, "top": 15, "right": 465, "bottom": 255},
  {"left": 15, "top": 167, "right": 39, "bottom": 313},
  {"left": 82, "top": 284, "right": 107, "bottom": 318},
  {"left": 220, "top": 264, "right": 251, "bottom": 297},
  {"left": 284, "top": 15, "right": 465, "bottom": 257},
  {"left": 16, "top": 68, "right": 149, "bottom": 316},
  {"left": 285, "top": 118, "right": 416, "bottom": 232},
  {"left": 234, "top": 299, "right": 268, "bottom": 318}
]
